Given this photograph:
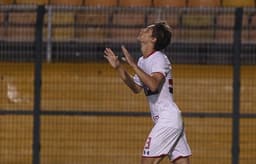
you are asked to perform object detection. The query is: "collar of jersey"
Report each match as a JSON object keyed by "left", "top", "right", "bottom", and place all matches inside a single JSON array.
[{"left": 143, "top": 50, "right": 157, "bottom": 59}]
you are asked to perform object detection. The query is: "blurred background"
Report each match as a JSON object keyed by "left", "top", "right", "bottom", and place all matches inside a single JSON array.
[{"left": 0, "top": 0, "right": 255, "bottom": 164}]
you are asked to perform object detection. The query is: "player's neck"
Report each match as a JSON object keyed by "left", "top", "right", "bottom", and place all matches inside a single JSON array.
[{"left": 141, "top": 45, "right": 155, "bottom": 58}]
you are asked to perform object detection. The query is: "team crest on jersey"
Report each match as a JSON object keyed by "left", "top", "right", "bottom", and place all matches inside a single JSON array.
[{"left": 153, "top": 115, "right": 159, "bottom": 122}]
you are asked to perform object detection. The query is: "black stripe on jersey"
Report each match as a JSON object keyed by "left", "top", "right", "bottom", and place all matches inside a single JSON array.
[{"left": 169, "top": 87, "right": 173, "bottom": 94}]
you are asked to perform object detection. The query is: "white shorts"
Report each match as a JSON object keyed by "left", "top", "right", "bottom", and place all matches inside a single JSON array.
[{"left": 142, "top": 123, "right": 192, "bottom": 161}]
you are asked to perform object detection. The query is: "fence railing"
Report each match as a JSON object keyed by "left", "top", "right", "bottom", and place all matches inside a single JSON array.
[{"left": 0, "top": 5, "right": 256, "bottom": 64}]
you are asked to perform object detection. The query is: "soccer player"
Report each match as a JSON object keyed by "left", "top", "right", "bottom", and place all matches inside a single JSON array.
[{"left": 104, "top": 21, "right": 191, "bottom": 164}]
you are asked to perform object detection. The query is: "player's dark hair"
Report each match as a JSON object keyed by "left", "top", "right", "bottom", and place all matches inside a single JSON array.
[{"left": 151, "top": 21, "right": 172, "bottom": 51}]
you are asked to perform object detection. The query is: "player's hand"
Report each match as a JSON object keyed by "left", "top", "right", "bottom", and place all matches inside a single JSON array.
[
  {"left": 121, "top": 45, "right": 137, "bottom": 68},
  {"left": 104, "top": 48, "right": 121, "bottom": 69}
]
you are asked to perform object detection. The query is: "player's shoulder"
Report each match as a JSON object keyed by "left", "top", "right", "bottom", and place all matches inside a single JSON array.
[
  {"left": 138, "top": 51, "right": 169, "bottom": 63},
  {"left": 152, "top": 51, "right": 166, "bottom": 58},
  {"left": 151, "top": 51, "right": 169, "bottom": 63}
]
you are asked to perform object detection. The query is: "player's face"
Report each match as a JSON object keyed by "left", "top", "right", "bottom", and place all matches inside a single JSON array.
[{"left": 137, "top": 25, "right": 155, "bottom": 43}]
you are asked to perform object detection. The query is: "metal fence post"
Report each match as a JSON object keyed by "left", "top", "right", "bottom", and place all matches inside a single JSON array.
[
  {"left": 232, "top": 7, "right": 243, "bottom": 164},
  {"left": 33, "top": 5, "right": 45, "bottom": 164}
]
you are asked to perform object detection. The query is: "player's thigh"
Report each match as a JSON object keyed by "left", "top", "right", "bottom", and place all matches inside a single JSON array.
[
  {"left": 141, "top": 156, "right": 164, "bottom": 164},
  {"left": 172, "top": 156, "right": 190, "bottom": 164}
]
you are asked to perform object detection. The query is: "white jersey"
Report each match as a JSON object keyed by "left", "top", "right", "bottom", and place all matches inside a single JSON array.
[
  {"left": 134, "top": 51, "right": 192, "bottom": 159},
  {"left": 133, "top": 51, "right": 182, "bottom": 128}
]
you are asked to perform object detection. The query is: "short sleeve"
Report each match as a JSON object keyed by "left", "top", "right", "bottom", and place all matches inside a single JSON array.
[{"left": 151, "top": 54, "right": 170, "bottom": 76}]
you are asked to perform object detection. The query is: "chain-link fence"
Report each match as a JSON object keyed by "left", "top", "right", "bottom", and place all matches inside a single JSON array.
[{"left": 0, "top": 5, "right": 255, "bottom": 164}]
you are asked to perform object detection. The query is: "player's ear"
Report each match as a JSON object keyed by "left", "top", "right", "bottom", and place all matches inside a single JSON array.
[{"left": 151, "top": 37, "right": 157, "bottom": 44}]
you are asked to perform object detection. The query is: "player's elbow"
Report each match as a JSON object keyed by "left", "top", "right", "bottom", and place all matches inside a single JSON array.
[
  {"left": 149, "top": 78, "right": 164, "bottom": 93},
  {"left": 147, "top": 73, "right": 165, "bottom": 93},
  {"left": 149, "top": 85, "right": 159, "bottom": 93}
]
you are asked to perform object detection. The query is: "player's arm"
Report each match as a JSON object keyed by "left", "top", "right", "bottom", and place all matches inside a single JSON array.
[
  {"left": 134, "top": 67, "right": 164, "bottom": 92},
  {"left": 104, "top": 48, "right": 142, "bottom": 93},
  {"left": 121, "top": 46, "right": 165, "bottom": 92},
  {"left": 116, "top": 65, "right": 142, "bottom": 93}
]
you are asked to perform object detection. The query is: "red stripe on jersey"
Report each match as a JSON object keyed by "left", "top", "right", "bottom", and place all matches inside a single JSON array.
[{"left": 169, "top": 79, "right": 173, "bottom": 85}]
